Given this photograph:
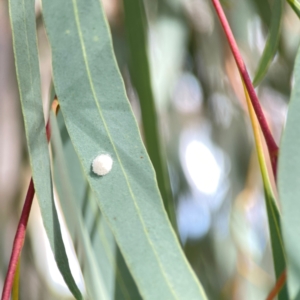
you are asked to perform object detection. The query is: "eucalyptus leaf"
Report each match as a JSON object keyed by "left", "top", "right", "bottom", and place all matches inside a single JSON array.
[
  {"left": 264, "top": 191, "right": 288, "bottom": 300},
  {"left": 42, "top": 0, "right": 207, "bottom": 298},
  {"left": 8, "top": 0, "right": 82, "bottom": 298},
  {"left": 287, "top": 0, "right": 300, "bottom": 19},
  {"left": 113, "top": 247, "right": 142, "bottom": 300},
  {"left": 252, "top": 0, "right": 284, "bottom": 86},
  {"left": 122, "top": 0, "right": 177, "bottom": 231},
  {"left": 278, "top": 45, "right": 300, "bottom": 299},
  {"left": 242, "top": 83, "right": 287, "bottom": 299},
  {"left": 51, "top": 112, "right": 113, "bottom": 299},
  {"left": 56, "top": 112, "right": 141, "bottom": 299},
  {"left": 252, "top": 0, "right": 271, "bottom": 27}
]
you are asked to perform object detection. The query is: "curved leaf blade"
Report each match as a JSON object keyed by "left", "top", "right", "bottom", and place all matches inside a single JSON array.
[
  {"left": 278, "top": 45, "right": 300, "bottom": 299},
  {"left": 242, "top": 82, "right": 288, "bottom": 299},
  {"left": 41, "top": 0, "right": 207, "bottom": 298},
  {"left": 8, "top": 1, "right": 82, "bottom": 298},
  {"left": 56, "top": 112, "right": 142, "bottom": 300},
  {"left": 122, "top": 0, "right": 177, "bottom": 231},
  {"left": 287, "top": 0, "right": 300, "bottom": 19},
  {"left": 51, "top": 112, "right": 112, "bottom": 300},
  {"left": 51, "top": 114, "right": 141, "bottom": 300},
  {"left": 252, "top": 0, "right": 271, "bottom": 27},
  {"left": 253, "top": 0, "right": 284, "bottom": 86}
]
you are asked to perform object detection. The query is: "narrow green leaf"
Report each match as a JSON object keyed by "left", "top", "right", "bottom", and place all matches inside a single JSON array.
[
  {"left": 253, "top": 0, "right": 284, "bottom": 86},
  {"left": 51, "top": 112, "right": 113, "bottom": 299},
  {"left": 265, "top": 194, "right": 288, "bottom": 299},
  {"left": 56, "top": 113, "right": 142, "bottom": 299},
  {"left": 57, "top": 111, "right": 117, "bottom": 298},
  {"left": 8, "top": 1, "right": 82, "bottom": 299},
  {"left": 252, "top": 0, "right": 271, "bottom": 27},
  {"left": 42, "top": 0, "right": 207, "bottom": 298},
  {"left": 278, "top": 45, "right": 300, "bottom": 299},
  {"left": 86, "top": 192, "right": 142, "bottom": 300},
  {"left": 113, "top": 247, "right": 142, "bottom": 300},
  {"left": 242, "top": 83, "right": 288, "bottom": 299},
  {"left": 287, "top": 0, "right": 300, "bottom": 18},
  {"left": 122, "top": 0, "right": 177, "bottom": 232},
  {"left": 60, "top": 116, "right": 141, "bottom": 300}
]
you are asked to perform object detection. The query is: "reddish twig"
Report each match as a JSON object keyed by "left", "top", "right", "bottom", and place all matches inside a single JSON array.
[
  {"left": 266, "top": 270, "right": 287, "bottom": 300},
  {"left": 210, "top": 0, "right": 279, "bottom": 178},
  {"left": 1, "top": 119, "right": 51, "bottom": 300},
  {"left": 1, "top": 179, "right": 34, "bottom": 300}
]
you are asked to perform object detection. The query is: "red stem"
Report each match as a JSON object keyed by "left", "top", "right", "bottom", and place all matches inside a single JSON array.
[
  {"left": 266, "top": 270, "right": 287, "bottom": 300},
  {"left": 210, "top": 0, "right": 279, "bottom": 178},
  {"left": 1, "top": 179, "right": 34, "bottom": 300},
  {"left": 1, "top": 120, "right": 51, "bottom": 300}
]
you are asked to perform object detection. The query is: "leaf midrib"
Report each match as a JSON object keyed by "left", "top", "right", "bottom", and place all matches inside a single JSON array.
[
  {"left": 10, "top": 0, "right": 34, "bottom": 141},
  {"left": 96, "top": 220, "right": 132, "bottom": 300},
  {"left": 71, "top": 0, "right": 180, "bottom": 298},
  {"left": 243, "top": 83, "right": 286, "bottom": 261}
]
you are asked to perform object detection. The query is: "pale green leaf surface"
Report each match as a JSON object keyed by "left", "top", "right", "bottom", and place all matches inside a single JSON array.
[
  {"left": 278, "top": 45, "right": 300, "bottom": 299},
  {"left": 8, "top": 1, "right": 81, "bottom": 298},
  {"left": 264, "top": 191, "right": 288, "bottom": 299},
  {"left": 287, "top": 0, "right": 300, "bottom": 19},
  {"left": 253, "top": 0, "right": 284, "bottom": 86},
  {"left": 51, "top": 112, "right": 113, "bottom": 299},
  {"left": 42, "top": 0, "right": 207, "bottom": 298},
  {"left": 80, "top": 186, "right": 117, "bottom": 299},
  {"left": 242, "top": 83, "right": 287, "bottom": 299},
  {"left": 57, "top": 113, "right": 141, "bottom": 300},
  {"left": 123, "top": 0, "right": 177, "bottom": 232},
  {"left": 113, "top": 247, "right": 142, "bottom": 300}
]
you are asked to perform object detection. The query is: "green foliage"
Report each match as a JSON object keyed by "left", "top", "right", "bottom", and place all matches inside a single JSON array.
[
  {"left": 253, "top": 0, "right": 284, "bottom": 86},
  {"left": 7, "top": 0, "right": 300, "bottom": 298},
  {"left": 287, "top": 0, "right": 300, "bottom": 18},
  {"left": 41, "top": 0, "right": 207, "bottom": 298},
  {"left": 123, "top": 0, "right": 177, "bottom": 232},
  {"left": 278, "top": 45, "right": 300, "bottom": 299},
  {"left": 8, "top": 0, "right": 82, "bottom": 298},
  {"left": 264, "top": 192, "right": 288, "bottom": 299},
  {"left": 53, "top": 111, "right": 142, "bottom": 299},
  {"left": 51, "top": 112, "right": 114, "bottom": 299},
  {"left": 243, "top": 84, "right": 288, "bottom": 299}
]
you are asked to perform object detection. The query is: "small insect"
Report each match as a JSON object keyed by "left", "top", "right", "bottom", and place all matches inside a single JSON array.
[{"left": 92, "top": 154, "right": 113, "bottom": 176}]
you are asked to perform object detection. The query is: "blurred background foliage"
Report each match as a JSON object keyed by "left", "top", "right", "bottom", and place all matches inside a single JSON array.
[{"left": 0, "top": 0, "right": 299, "bottom": 299}]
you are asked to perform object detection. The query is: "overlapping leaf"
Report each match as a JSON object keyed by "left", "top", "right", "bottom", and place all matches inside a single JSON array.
[
  {"left": 287, "top": 0, "right": 300, "bottom": 18},
  {"left": 242, "top": 83, "right": 287, "bottom": 299},
  {"left": 8, "top": 0, "right": 82, "bottom": 298},
  {"left": 253, "top": 0, "right": 284, "bottom": 86},
  {"left": 123, "top": 0, "right": 177, "bottom": 231},
  {"left": 53, "top": 112, "right": 142, "bottom": 299},
  {"left": 42, "top": 0, "right": 207, "bottom": 298},
  {"left": 278, "top": 45, "right": 300, "bottom": 299},
  {"left": 51, "top": 112, "right": 113, "bottom": 299}
]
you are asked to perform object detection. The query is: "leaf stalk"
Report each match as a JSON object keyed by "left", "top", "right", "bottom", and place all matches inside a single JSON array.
[
  {"left": 1, "top": 112, "right": 54, "bottom": 300},
  {"left": 266, "top": 270, "right": 287, "bottom": 300},
  {"left": 1, "top": 179, "right": 34, "bottom": 300},
  {"left": 210, "top": 0, "right": 279, "bottom": 178}
]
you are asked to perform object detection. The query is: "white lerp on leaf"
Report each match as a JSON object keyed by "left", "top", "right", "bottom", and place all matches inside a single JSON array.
[{"left": 92, "top": 154, "right": 113, "bottom": 176}]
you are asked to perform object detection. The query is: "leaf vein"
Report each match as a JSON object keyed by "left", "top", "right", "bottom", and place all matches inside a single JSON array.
[{"left": 71, "top": 0, "right": 178, "bottom": 298}]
